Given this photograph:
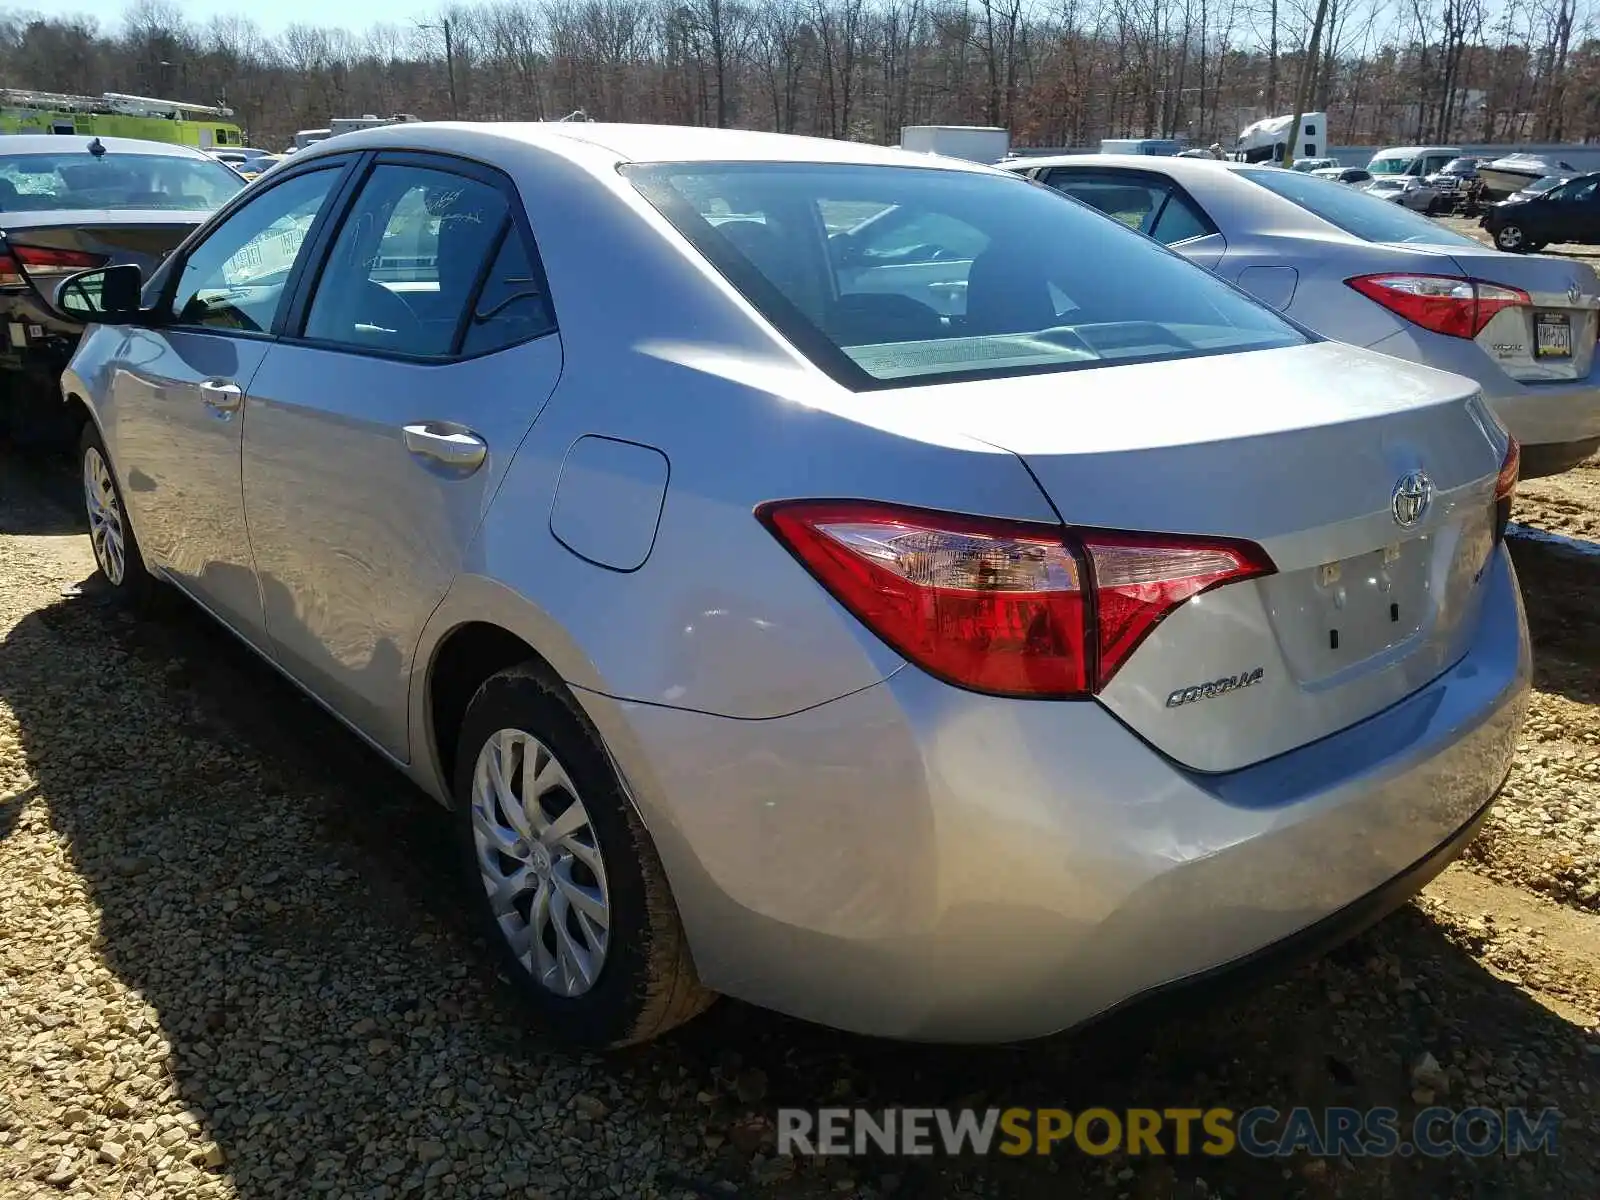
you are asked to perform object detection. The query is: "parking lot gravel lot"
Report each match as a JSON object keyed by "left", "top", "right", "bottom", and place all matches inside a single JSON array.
[{"left": 1, "top": 441, "right": 1598, "bottom": 1200}]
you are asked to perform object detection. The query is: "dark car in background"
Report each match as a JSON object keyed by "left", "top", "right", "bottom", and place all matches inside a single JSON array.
[
  {"left": 1311, "top": 166, "right": 1372, "bottom": 186},
  {"left": 1424, "top": 155, "right": 1486, "bottom": 196},
  {"left": 1482, "top": 171, "right": 1600, "bottom": 252},
  {"left": 0, "top": 134, "right": 243, "bottom": 443}
]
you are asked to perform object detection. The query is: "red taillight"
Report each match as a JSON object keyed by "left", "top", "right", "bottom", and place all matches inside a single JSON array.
[
  {"left": 1347, "top": 273, "right": 1529, "bottom": 339},
  {"left": 0, "top": 243, "right": 106, "bottom": 287},
  {"left": 758, "top": 501, "right": 1274, "bottom": 698},
  {"left": 1495, "top": 435, "right": 1520, "bottom": 503}
]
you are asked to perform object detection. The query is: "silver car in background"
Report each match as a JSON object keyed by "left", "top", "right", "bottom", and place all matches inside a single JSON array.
[
  {"left": 1012, "top": 154, "right": 1600, "bottom": 475},
  {"left": 59, "top": 124, "right": 1527, "bottom": 1046}
]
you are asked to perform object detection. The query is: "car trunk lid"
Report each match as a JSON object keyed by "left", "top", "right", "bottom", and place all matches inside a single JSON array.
[
  {"left": 1, "top": 209, "right": 202, "bottom": 293},
  {"left": 855, "top": 341, "right": 1509, "bottom": 772},
  {"left": 1444, "top": 245, "right": 1600, "bottom": 383}
]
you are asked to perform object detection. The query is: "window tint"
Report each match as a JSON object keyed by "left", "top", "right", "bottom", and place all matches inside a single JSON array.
[
  {"left": 1238, "top": 168, "right": 1481, "bottom": 247},
  {"left": 1149, "top": 193, "right": 1211, "bottom": 244},
  {"left": 170, "top": 168, "right": 337, "bottom": 333},
  {"left": 304, "top": 163, "right": 510, "bottom": 356},
  {"left": 1043, "top": 172, "right": 1212, "bottom": 246},
  {"left": 627, "top": 162, "right": 1303, "bottom": 390},
  {"left": 1554, "top": 177, "right": 1600, "bottom": 203},
  {"left": 459, "top": 227, "right": 556, "bottom": 356},
  {"left": 1044, "top": 173, "right": 1163, "bottom": 232}
]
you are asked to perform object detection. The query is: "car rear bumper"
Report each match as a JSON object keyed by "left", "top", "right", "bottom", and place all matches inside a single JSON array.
[
  {"left": 1366, "top": 326, "right": 1600, "bottom": 465},
  {"left": 581, "top": 547, "right": 1530, "bottom": 1042}
]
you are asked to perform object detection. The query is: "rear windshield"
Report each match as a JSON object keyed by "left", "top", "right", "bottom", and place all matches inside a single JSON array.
[
  {"left": 1238, "top": 167, "right": 1482, "bottom": 247},
  {"left": 626, "top": 162, "right": 1303, "bottom": 390},
  {"left": 0, "top": 151, "right": 243, "bottom": 213}
]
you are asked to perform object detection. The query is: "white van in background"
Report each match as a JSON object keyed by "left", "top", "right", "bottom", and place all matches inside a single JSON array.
[{"left": 1366, "top": 145, "right": 1461, "bottom": 179}]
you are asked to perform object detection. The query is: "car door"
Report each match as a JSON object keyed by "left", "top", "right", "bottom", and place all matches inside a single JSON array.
[
  {"left": 1039, "top": 167, "right": 1226, "bottom": 267},
  {"left": 1560, "top": 177, "right": 1600, "bottom": 243},
  {"left": 240, "top": 152, "right": 561, "bottom": 758},
  {"left": 101, "top": 161, "right": 351, "bottom": 641}
]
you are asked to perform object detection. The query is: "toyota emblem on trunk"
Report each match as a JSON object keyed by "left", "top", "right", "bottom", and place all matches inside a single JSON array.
[
  {"left": 1570, "top": 281, "right": 1583, "bottom": 305},
  {"left": 1392, "top": 471, "right": 1433, "bottom": 528}
]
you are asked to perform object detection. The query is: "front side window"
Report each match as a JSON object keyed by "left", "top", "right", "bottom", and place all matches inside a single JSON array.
[
  {"left": 0, "top": 150, "right": 243, "bottom": 212},
  {"left": 169, "top": 167, "right": 338, "bottom": 333},
  {"left": 628, "top": 162, "right": 1302, "bottom": 389},
  {"left": 303, "top": 163, "right": 511, "bottom": 356},
  {"left": 1239, "top": 168, "right": 1481, "bottom": 247},
  {"left": 1552, "top": 177, "right": 1600, "bottom": 204}
]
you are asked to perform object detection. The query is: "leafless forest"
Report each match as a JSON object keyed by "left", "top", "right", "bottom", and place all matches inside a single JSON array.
[{"left": 1, "top": 0, "right": 1596, "bottom": 153}]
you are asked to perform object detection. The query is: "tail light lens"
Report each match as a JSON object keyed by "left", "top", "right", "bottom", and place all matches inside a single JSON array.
[
  {"left": 0, "top": 244, "right": 106, "bottom": 288},
  {"left": 1493, "top": 435, "right": 1520, "bottom": 541},
  {"left": 758, "top": 500, "right": 1274, "bottom": 698},
  {"left": 1347, "top": 273, "right": 1529, "bottom": 339}
]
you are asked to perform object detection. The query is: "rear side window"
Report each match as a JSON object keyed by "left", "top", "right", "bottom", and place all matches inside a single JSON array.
[
  {"left": 304, "top": 163, "right": 514, "bottom": 357},
  {"left": 460, "top": 227, "right": 557, "bottom": 356},
  {"left": 1041, "top": 171, "right": 1213, "bottom": 246},
  {"left": 627, "top": 162, "right": 1302, "bottom": 390},
  {"left": 1238, "top": 168, "right": 1481, "bottom": 247}
]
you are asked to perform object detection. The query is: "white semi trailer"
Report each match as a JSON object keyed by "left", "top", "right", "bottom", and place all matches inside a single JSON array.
[{"left": 897, "top": 125, "right": 1011, "bottom": 164}]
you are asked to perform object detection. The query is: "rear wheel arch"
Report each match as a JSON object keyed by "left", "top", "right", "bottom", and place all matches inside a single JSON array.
[{"left": 426, "top": 621, "right": 553, "bottom": 797}]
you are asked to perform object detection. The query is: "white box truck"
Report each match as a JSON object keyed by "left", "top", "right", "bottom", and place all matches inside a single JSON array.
[{"left": 897, "top": 126, "right": 1010, "bottom": 164}]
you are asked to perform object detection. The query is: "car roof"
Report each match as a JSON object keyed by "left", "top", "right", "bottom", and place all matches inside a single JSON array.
[
  {"left": 0, "top": 134, "right": 214, "bottom": 159},
  {"left": 1369, "top": 145, "right": 1460, "bottom": 157},
  {"left": 291, "top": 121, "right": 999, "bottom": 174},
  {"left": 1001, "top": 152, "right": 1273, "bottom": 179}
]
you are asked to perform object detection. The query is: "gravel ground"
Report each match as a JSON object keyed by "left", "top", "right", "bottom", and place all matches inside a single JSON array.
[{"left": 1, "top": 445, "right": 1598, "bottom": 1200}]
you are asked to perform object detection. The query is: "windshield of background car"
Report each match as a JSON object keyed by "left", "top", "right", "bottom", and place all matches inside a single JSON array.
[
  {"left": 1238, "top": 167, "right": 1483, "bottom": 247},
  {"left": 0, "top": 151, "right": 244, "bottom": 212},
  {"left": 1367, "top": 156, "right": 1414, "bottom": 176},
  {"left": 1526, "top": 176, "right": 1567, "bottom": 194},
  {"left": 625, "top": 162, "right": 1304, "bottom": 389},
  {"left": 1443, "top": 158, "right": 1477, "bottom": 173}
]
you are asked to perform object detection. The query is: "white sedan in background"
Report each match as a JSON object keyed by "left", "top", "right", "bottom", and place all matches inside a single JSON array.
[
  {"left": 1009, "top": 154, "right": 1600, "bottom": 475},
  {"left": 1364, "top": 175, "right": 1447, "bottom": 213}
]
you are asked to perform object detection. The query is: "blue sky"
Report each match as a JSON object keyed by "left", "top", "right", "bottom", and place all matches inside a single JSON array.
[{"left": 71, "top": 0, "right": 425, "bottom": 36}]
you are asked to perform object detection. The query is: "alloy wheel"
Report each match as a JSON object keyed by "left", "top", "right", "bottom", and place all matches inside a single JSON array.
[
  {"left": 82, "top": 445, "right": 126, "bottom": 586},
  {"left": 1496, "top": 224, "right": 1524, "bottom": 251},
  {"left": 470, "top": 728, "right": 611, "bottom": 997}
]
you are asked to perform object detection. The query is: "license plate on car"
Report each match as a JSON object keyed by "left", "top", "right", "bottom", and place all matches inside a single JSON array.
[{"left": 1535, "top": 312, "right": 1572, "bottom": 358}]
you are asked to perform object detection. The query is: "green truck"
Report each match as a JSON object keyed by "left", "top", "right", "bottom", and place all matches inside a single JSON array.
[{"left": 0, "top": 88, "right": 246, "bottom": 149}]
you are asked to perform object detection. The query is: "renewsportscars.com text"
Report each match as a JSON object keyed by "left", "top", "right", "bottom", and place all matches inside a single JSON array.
[{"left": 778, "top": 1106, "right": 1560, "bottom": 1159}]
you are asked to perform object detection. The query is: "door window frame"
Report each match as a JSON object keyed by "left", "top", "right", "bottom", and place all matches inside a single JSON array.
[
  {"left": 277, "top": 149, "right": 558, "bottom": 365},
  {"left": 153, "top": 154, "right": 365, "bottom": 342},
  {"left": 1038, "top": 166, "right": 1220, "bottom": 247}
]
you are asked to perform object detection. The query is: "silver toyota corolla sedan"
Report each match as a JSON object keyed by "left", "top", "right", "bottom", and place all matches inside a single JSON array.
[
  {"left": 56, "top": 123, "right": 1528, "bottom": 1047},
  {"left": 1008, "top": 154, "right": 1600, "bottom": 477}
]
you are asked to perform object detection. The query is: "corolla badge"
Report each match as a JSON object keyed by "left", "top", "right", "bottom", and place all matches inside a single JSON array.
[
  {"left": 1392, "top": 470, "right": 1433, "bottom": 528},
  {"left": 1165, "top": 667, "right": 1265, "bottom": 708}
]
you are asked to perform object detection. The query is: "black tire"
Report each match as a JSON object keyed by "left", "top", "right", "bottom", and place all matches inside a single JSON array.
[
  {"left": 453, "top": 663, "right": 715, "bottom": 1047},
  {"left": 78, "top": 421, "right": 157, "bottom": 608}
]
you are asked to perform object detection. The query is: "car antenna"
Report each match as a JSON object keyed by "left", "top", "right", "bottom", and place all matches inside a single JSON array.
[{"left": 88, "top": 136, "right": 106, "bottom": 157}]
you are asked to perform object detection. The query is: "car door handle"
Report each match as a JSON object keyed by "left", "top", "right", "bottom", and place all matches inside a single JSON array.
[
  {"left": 199, "top": 379, "right": 242, "bottom": 413},
  {"left": 402, "top": 424, "right": 487, "bottom": 470}
]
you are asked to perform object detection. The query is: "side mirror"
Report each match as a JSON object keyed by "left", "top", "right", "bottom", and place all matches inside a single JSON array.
[{"left": 50, "top": 263, "right": 145, "bottom": 325}]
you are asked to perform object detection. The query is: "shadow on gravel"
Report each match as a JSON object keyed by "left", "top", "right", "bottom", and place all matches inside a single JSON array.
[
  {"left": 0, "top": 442, "right": 82, "bottom": 536},
  {"left": 1507, "top": 537, "right": 1600, "bottom": 706},
  {"left": 0, "top": 534, "right": 1594, "bottom": 1198}
]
